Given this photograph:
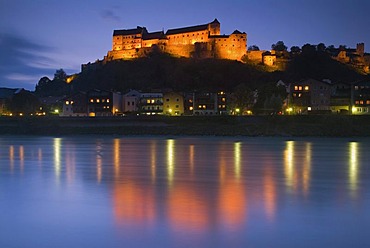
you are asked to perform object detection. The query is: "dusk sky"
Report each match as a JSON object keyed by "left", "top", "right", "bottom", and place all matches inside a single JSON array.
[{"left": 1, "top": 0, "right": 369, "bottom": 90}]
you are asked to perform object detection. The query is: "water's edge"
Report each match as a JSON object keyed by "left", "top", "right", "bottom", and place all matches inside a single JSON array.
[{"left": 1, "top": 115, "right": 370, "bottom": 136}]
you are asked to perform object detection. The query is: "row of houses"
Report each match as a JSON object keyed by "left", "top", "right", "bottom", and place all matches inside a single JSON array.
[
  {"left": 61, "top": 90, "right": 229, "bottom": 117},
  {"left": 288, "top": 78, "right": 370, "bottom": 115}
]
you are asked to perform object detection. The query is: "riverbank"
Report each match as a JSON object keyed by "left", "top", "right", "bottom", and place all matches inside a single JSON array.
[{"left": 1, "top": 115, "right": 370, "bottom": 136}]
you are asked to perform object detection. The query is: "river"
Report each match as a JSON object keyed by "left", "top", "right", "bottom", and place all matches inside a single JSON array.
[{"left": 0, "top": 136, "right": 369, "bottom": 248}]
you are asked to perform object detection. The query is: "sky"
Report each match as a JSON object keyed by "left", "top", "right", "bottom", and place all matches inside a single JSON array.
[{"left": 1, "top": 0, "right": 369, "bottom": 90}]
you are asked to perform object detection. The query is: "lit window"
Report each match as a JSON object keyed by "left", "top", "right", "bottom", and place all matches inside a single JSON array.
[
  {"left": 304, "top": 86, "right": 309, "bottom": 91},
  {"left": 151, "top": 99, "right": 155, "bottom": 104},
  {"left": 366, "top": 100, "right": 370, "bottom": 104},
  {"left": 298, "top": 86, "right": 302, "bottom": 91},
  {"left": 147, "top": 99, "right": 151, "bottom": 104},
  {"left": 198, "top": 105, "right": 202, "bottom": 109},
  {"left": 90, "top": 99, "right": 94, "bottom": 103},
  {"left": 203, "top": 105, "right": 206, "bottom": 109},
  {"left": 66, "top": 101, "right": 70, "bottom": 105},
  {"left": 107, "top": 99, "right": 110, "bottom": 103},
  {"left": 294, "top": 86, "right": 298, "bottom": 91},
  {"left": 96, "top": 99, "right": 100, "bottom": 103},
  {"left": 190, "top": 106, "right": 193, "bottom": 111},
  {"left": 222, "top": 97, "right": 226, "bottom": 102},
  {"left": 355, "top": 101, "right": 359, "bottom": 104},
  {"left": 360, "top": 101, "right": 364, "bottom": 105}
]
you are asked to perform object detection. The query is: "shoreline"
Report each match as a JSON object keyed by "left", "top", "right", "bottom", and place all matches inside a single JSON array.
[{"left": 1, "top": 115, "right": 370, "bottom": 137}]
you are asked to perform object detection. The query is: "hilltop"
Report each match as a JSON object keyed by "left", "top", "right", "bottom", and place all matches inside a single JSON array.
[{"left": 35, "top": 49, "right": 368, "bottom": 97}]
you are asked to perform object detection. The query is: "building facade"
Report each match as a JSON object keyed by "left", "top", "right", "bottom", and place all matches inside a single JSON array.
[
  {"left": 106, "top": 19, "right": 247, "bottom": 61},
  {"left": 289, "top": 79, "right": 332, "bottom": 114}
]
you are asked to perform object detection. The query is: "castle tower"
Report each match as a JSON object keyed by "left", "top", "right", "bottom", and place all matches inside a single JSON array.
[
  {"left": 357, "top": 43, "right": 365, "bottom": 57},
  {"left": 209, "top": 18, "right": 220, "bottom": 36}
]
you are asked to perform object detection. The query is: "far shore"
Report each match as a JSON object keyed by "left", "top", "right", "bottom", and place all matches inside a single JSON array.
[{"left": 1, "top": 115, "right": 370, "bottom": 137}]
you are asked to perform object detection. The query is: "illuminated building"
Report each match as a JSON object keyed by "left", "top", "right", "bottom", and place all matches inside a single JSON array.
[
  {"left": 61, "top": 92, "right": 88, "bottom": 117},
  {"left": 105, "top": 19, "right": 247, "bottom": 61},
  {"left": 289, "top": 78, "right": 332, "bottom": 114},
  {"left": 163, "top": 92, "right": 184, "bottom": 116},
  {"left": 139, "top": 92, "right": 163, "bottom": 115},
  {"left": 87, "top": 89, "right": 123, "bottom": 116}
]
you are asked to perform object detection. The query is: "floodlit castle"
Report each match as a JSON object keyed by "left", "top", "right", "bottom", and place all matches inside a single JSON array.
[{"left": 105, "top": 19, "right": 247, "bottom": 61}]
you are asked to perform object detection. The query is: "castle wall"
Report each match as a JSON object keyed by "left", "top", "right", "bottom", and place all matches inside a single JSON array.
[
  {"left": 107, "top": 20, "right": 247, "bottom": 61},
  {"left": 113, "top": 34, "right": 143, "bottom": 51},
  {"left": 165, "top": 44, "right": 195, "bottom": 58},
  {"left": 212, "top": 33, "right": 247, "bottom": 60},
  {"left": 167, "top": 30, "right": 209, "bottom": 46},
  {"left": 247, "top": 51, "right": 264, "bottom": 62}
]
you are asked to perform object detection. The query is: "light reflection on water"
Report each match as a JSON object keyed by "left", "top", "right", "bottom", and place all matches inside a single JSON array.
[{"left": 0, "top": 136, "right": 370, "bottom": 248}]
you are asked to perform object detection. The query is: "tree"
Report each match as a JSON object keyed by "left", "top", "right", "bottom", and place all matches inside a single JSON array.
[
  {"left": 290, "top": 46, "right": 301, "bottom": 56},
  {"left": 301, "top": 43, "right": 316, "bottom": 55},
  {"left": 248, "top": 45, "right": 260, "bottom": 51},
  {"left": 229, "top": 84, "right": 254, "bottom": 114},
  {"left": 271, "top": 41, "right": 287, "bottom": 51},
  {"left": 317, "top": 43, "right": 326, "bottom": 52},
  {"left": 35, "top": 76, "right": 51, "bottom": 92},
  {"left": 54, "top": 69, "right": 67, "bottom": 81}
]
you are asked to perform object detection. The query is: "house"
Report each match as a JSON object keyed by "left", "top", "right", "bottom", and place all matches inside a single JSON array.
[
  {"left": 87, "top": 90, "right": 123, "bottom": 116},
  {"left": 289, "top": 79, "right": 332, "bottom": 114},
  {"left": 330, "top": 82, "right": 351, "bottom": 114},
  {"left": 123, "top": 90, "right": 141, "bottom": 113},
  {"left": 61, "top": 92, "right": 88, "bottom": 117},
  {"left": 352, "top": 80, "right": 370, "bottom": 115},
  {"left": 139, "top": 92, "right": 163, "bottom": 115},
  {"left": 163, "top": 92, "right": 184, "bottom": 116},
  {"left": 193, "top": 92, "right": 228, "bottom": 115}
]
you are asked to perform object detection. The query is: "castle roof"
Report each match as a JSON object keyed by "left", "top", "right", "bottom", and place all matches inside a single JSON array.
[
  {"left": 210, "top": 35, "right": 229, "bottom": 38},
  {"left": 143, "top": 31, "right": 166, "bottom": 40},
  {"left": 210, "top": 18, "right": 220, "bottom": 24},
  {"left": 113, "top": 26, "right": 147, "bottom": 36},
  {"left": 232, "top": 30, "right": 245, "bottom": 35},
  {"left": 166, "top": 23, "right": 209, "bottom": 35}
]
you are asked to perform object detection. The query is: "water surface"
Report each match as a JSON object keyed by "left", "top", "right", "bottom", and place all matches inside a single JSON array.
[{"left": 0, "top": 136, "right": 369, "bottom": 248}]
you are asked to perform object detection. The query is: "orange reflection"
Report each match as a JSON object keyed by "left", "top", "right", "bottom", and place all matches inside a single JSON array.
[
  {"left": 9, "top": 145, "right": 14, "bottom": 171},
  {"left": 19, "top": 145, "right": 24, "bottom": 171},
  {"left": 114, "top": 139, "right": 120, "bottom": 179},
  {"left": 151, "top": 141, "right": 157, "bottom": 182},
  {"left": 113, "top": 182, "right": 155, "bottom": 227},
  {"left": 218, "top": 180, "right": 247, "bottom": 229},
  {"left": 168, "top": 185, "right": 208, "bottom": 232},
  {"left": 189, "top": 145, "right": 194, "bottom": 175},
  {"left": 263, "top": 167, "right": 276, "bottom": 221}
]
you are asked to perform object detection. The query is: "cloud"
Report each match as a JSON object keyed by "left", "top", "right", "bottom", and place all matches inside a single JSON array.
[
  {"left": 100, "top": 9, "right": 121, "bottom": 23},
  {"left": 0, "top": 32, "right": 56, "bottom": 89}
]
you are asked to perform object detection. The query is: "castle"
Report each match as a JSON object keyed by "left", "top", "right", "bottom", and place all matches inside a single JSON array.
[{"left": 105, "top": 19, "right": 247, "bottom": 61}]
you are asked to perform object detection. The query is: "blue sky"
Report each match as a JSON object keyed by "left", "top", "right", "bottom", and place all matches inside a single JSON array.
[{"left": 1, "top": 0, "right": 369, "bottom": 90}]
